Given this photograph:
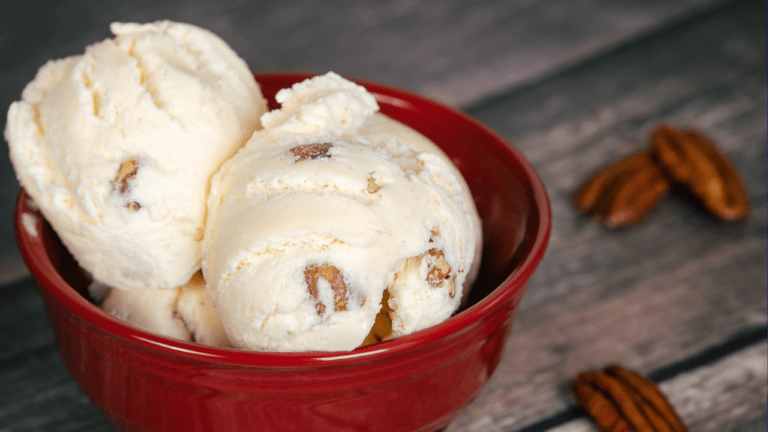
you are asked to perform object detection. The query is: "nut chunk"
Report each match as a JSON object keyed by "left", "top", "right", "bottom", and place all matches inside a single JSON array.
[
  {"left": 571, "top": 364, "right": 689, "bottom": 432},
  {"left": 112, "top": 159, "right": 141, "bottom": 210},
  {"left": 290, "top": 143, "right": 333, "bottom": 161},
  {"left": 426, "top": 248, "right": 454, "bottom": 297},
  {"left": 304, "top": 263, "right": 349, "bottom": 314}
]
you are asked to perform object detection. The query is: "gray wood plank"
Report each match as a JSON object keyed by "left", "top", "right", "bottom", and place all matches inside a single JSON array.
[
  {"left": 0, "top": 280, "right": 55, "bottom": 363},
  {"left": 0, "top": 0, "right": 734, "bottom": 286},
  {"left": 671, "top": 343, "right": 767, "bottom": 432},
  {"left": 0, "top": 280, "right": 115, "bottom": 431},
  {"left": 447, "top": 0, "right": 766, "bottom": 430},
  {"left": 415, "top": 0, "right": 742, "bottom": 106}
]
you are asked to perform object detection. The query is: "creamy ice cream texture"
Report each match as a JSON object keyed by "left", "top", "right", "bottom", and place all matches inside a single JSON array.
[
  {"left": 6, "top": 20, "right": 267, "bottom": 291},
  {"left": 203, "top": 72, "right": 482, "bottom": 351},
  {"left": 6, "top": 18, "right": 482, "bottom": 351},
  {"left": 101, "top": 272, "right": 230, "bottom": 347}
]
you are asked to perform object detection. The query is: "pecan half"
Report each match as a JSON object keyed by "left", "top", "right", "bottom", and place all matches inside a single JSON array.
[
  {"left": 604, "top": 365, "right": 689, "bottom": 432},
  {"left": 290, "top": 143, "right": 332, "bottom": 161},
  {"left": 573, "top": 152, "right": 670, "bottom": 228},
  {"left": 304, "top": 263, "right": 349, "bottom": 315},
  {"left": 112, "top": 159, "right": 141, "bottom": 211},
  {"left": 650, "top": 124, "right": 750, "bottom": 221},
  {"left": 571, "top": 364, "right": 688, "bottom": 432}
]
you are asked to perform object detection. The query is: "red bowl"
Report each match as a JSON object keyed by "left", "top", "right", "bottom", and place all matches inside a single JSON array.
[{"left": 14, "top": 72, "right": 551, "bottom": 432}]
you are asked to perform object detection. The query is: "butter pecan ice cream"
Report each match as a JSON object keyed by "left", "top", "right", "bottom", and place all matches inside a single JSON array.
[
  {"left": 5, "top": 20, "right": 267, "bottom": 291},
  {"left": 202, "top": 73, "right": 482, "bottom": 351},
  {"left": 101, "top": 272, "right": 230, "bottom": 347}
]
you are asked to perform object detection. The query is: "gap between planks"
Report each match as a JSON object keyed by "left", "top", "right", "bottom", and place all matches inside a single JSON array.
[{"left": 463, "top": 325, "right": 766, "bottom": 432}]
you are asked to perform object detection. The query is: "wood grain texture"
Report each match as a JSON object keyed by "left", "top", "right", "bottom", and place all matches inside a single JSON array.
[
  {"left": 447, "top": 0, "right": 766, "bottom": 430},
  {"left": 0, "top": 0, "right": 735, "bottom": 285},
  {"left": 544, "top": 343, "right": 766, "bottom": 432},
  {"left": 0, "top": 280, "right": 115, "bottom": 431}
]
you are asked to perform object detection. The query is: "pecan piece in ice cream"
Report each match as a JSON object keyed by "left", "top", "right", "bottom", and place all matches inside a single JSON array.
[
  {"left": 290, "top": 143, "right": 333, "bottom": 161},
  {"left": 426, "top": 248, "right": 454, "bottom": 297},
  {"left": 112, "top": 158, "right": 141, "bottom": 210},
  {"left": 305, "top": 263, "right": 350, "bottom": 315},
  {"left": 113, "top": 159, "right": 138, "bottom": 194}
]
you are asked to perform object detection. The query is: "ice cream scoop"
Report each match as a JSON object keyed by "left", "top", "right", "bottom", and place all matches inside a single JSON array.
[
  {"left": 202, "top": 73, "right": 482, "bottom": 351},
  {"left": 101, "top": 271, "right": 230, "bottom": 347},
  {"left": 5, "top": 20, "right": 267, "bottom": 291}
]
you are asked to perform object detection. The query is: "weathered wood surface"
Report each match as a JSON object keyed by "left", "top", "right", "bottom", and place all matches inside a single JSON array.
[
  {"left": 1, "top": 0, "right": 765, "bottom": 431},
  {"left": 446, "top": 1, "right": 767, "bottom": 430},
  {"left": 545, "top": 343, "right": 767, "bottom": 432}
]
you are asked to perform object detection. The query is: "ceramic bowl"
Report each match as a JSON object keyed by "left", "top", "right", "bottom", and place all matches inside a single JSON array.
[{"left": 14, "top": 72, "right": 551, "bottom": 432}]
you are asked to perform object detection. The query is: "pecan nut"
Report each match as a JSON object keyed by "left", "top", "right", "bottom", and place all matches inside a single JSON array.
[
  {"left": 367, "top": 175, "right": 381, "bottom": 193},
  {"left": 571, "top": 364, "right": 688, "bottom": 432},
  {"left": 290, "top": 143, "right": 333, "bottom": 161},
  {"left": 650, "top": 124, "right": 750, "bottom": 221},
  {"left": 425, "top": 248, "right": 455, "bottom": 297},
  {"left": 573, "top": 152, "right": 670, "bottom": 228},
  {"left": 304, "top": 263, "right": 349, "bottom": 315},
  {"left": 112, "top": 158, "right": 141, "bottom": 211}
]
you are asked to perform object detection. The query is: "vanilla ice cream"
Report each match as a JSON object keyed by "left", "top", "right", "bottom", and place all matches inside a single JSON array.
[
  {"left": 6, "top": 20, "right": 267, "bottom": 291},
  {"left": 203, "top": 73, "right": 482, "bottom": 351},
  {"left": 102, "top": 272, "right": 230, "bottom": 347}
]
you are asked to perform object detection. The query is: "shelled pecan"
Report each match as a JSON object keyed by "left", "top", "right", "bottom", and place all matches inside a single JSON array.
[
  {"left": 573, "top": 123, "right": 750, "bottom": 228},
  {"left": 573, "top": 152, "right": 670, "bottom": 229},
  {"left": 649, "top": 124, "right": 750, "bottom": 221},
  {"left": 571, "top": 364, "right": 688, "bottom": 432}
]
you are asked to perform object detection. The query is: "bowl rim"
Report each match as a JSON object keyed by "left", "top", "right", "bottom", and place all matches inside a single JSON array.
[{"left": 13, "top": 71, "right": 551, "bottom": 368}]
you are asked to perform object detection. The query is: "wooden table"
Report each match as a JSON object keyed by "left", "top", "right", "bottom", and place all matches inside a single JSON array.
[{"left": 1, "top": 1, "right": 765, "bottom": 430}]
